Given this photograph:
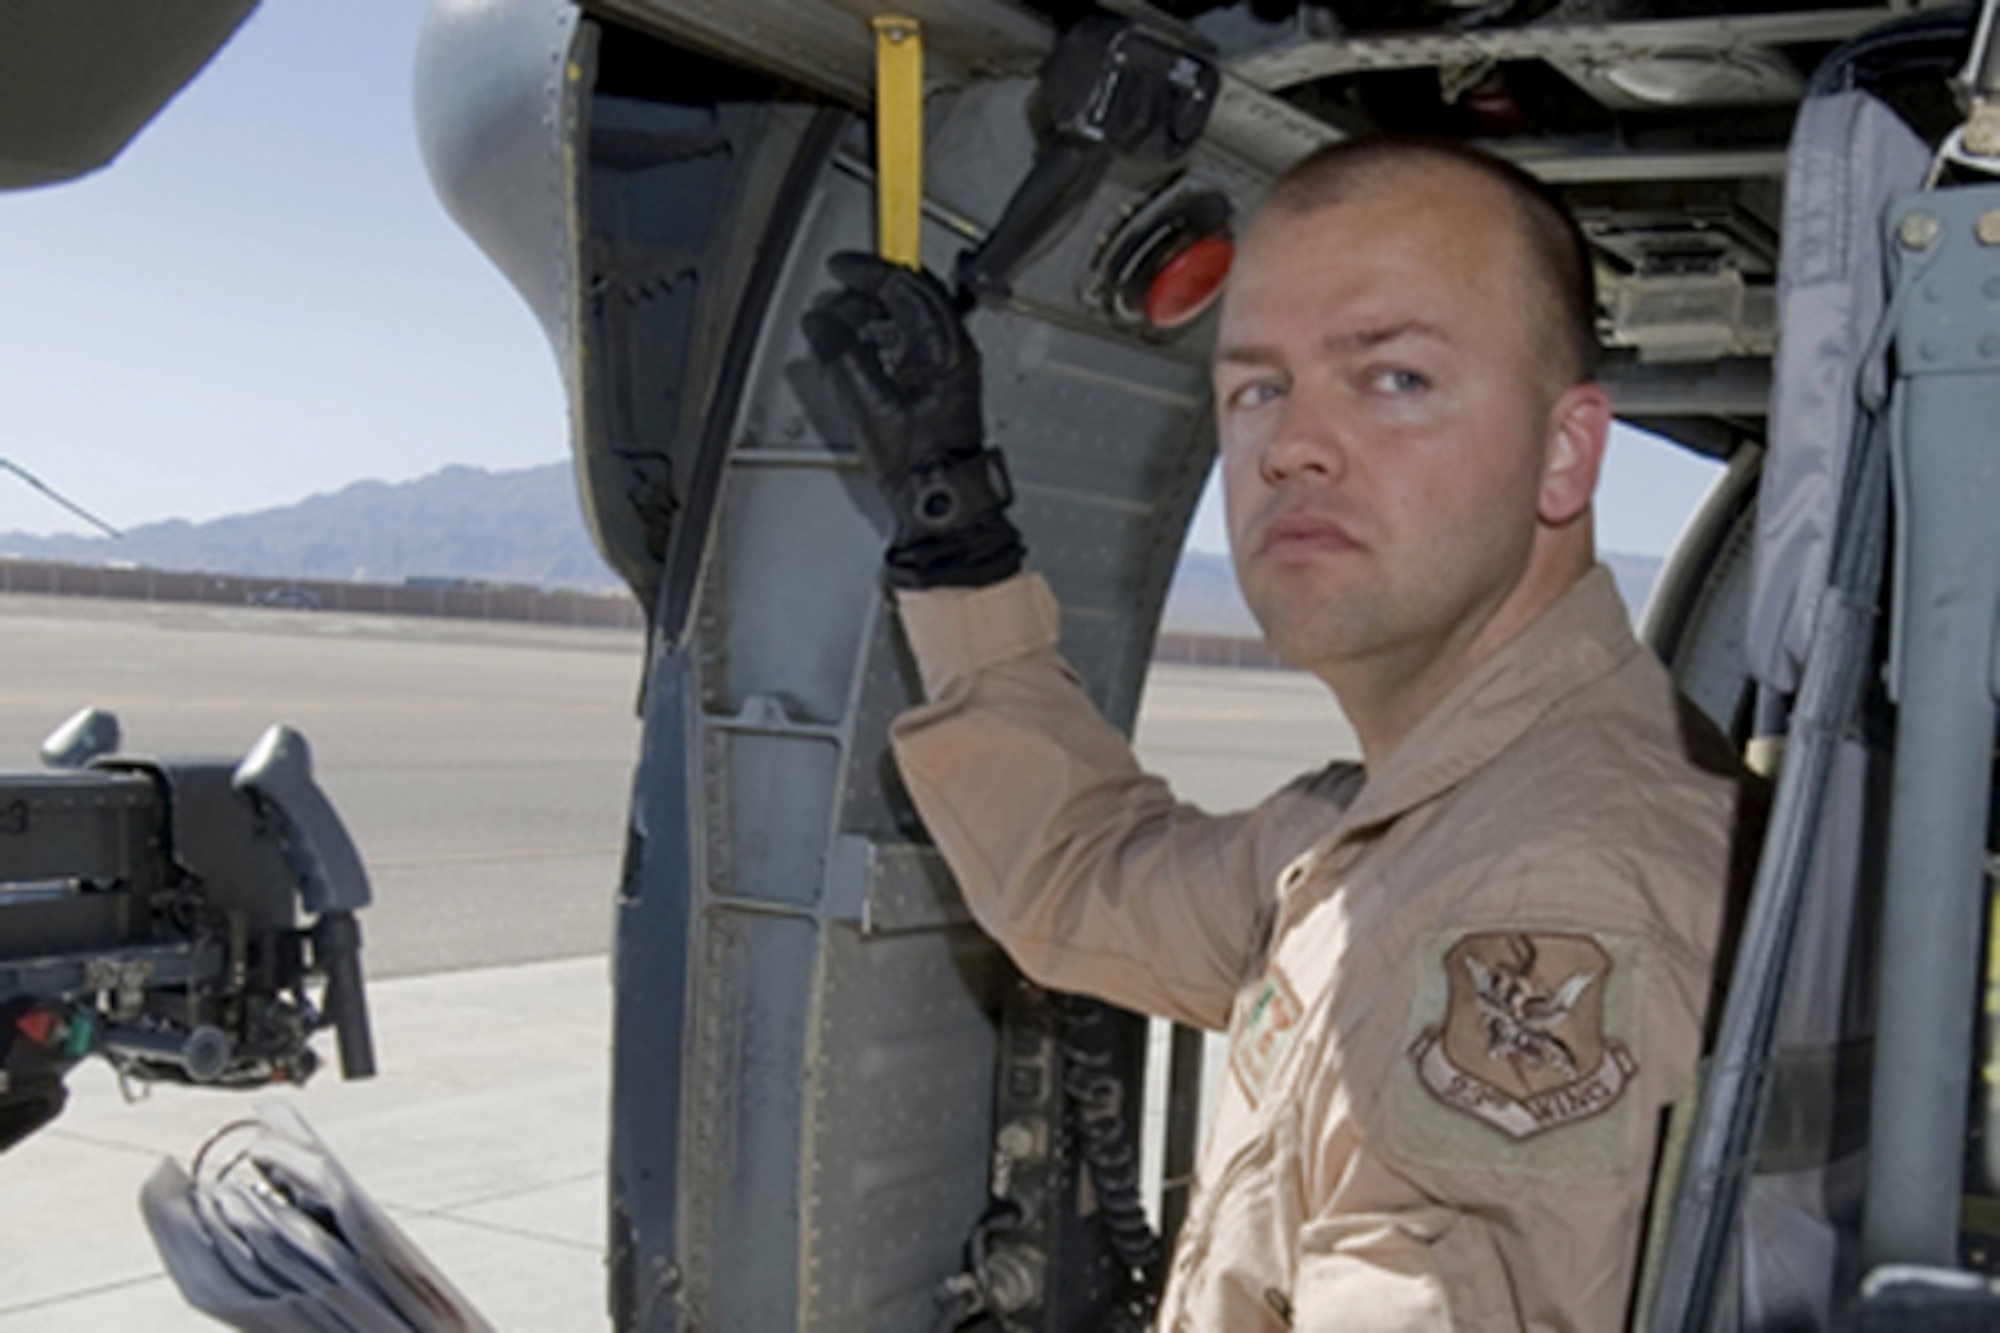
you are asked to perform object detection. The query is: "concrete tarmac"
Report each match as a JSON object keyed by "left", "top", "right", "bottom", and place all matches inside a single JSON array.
[
  {"left": 0, "top": 592, "right": 1356, "bottom": 1329},
  {"left": 0, "top": 594, "right": 646, "bottom": 979}
]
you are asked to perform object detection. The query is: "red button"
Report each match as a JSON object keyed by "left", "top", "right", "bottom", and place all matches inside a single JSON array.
[
  {"left": 15, "top": 1008, "right": 56, "bottom": 1047},
  {"left": 1145, "top": 233, "right": 1235, "bottom": 330}
]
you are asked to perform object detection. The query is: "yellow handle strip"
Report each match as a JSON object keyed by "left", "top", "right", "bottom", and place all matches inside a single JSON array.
[
  {"left": 1984, "top": 870, "right": 2000, "bottom": 1089},
  {"left": 872, "top": 16, "right": 924, "bottom": 268}
]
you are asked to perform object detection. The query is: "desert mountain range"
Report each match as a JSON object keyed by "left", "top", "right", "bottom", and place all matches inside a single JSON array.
[{"left": 0, "top": 461, "right": 1662, "bottom": 632}]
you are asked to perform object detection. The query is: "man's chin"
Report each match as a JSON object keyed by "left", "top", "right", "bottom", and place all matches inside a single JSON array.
[{"left": 1246, "top": 595, "right": 1380, "bottom": 674}]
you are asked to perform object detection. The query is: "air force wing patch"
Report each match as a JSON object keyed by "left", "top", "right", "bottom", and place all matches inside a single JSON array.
[{"left": 1408, "top": 932, "right": 1636, "bottom": 1140}]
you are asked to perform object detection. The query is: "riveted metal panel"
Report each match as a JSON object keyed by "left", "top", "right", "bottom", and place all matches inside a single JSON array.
[
  {"left": 832, "top": 612, "right": 933, "bottom": 846},
  {"left": 802, "top": 924, "right": 1007, "bottom": 1327},
  {"left": 705, "top": 730, "right": 841, "bottom": 906},
  {"left": 825, "top": 836, "right": 975, "bottom": 934},
  {"left": 706, "top": 464, "right": 886, "bottom": 725},
  {"left": 680, "top": 908, "right": 821, "bottom": 1328}
]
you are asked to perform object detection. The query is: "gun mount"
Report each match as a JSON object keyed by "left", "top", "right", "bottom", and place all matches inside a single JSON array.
[{"left": 0, "top": 708, "right": 375, "bottom": 1152}]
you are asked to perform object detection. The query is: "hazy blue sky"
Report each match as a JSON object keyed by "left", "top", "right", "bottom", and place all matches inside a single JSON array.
[{"left": 0, "top": 2, "right": 1720, "bottom": 557}]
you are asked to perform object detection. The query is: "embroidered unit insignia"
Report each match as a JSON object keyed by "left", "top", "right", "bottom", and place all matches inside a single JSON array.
[
  {"left": 1229, "top": 967, "right": 1303, "bottom": 1109},
  {"left": 1409, "top": 932, "right": 1637, "bottom": 1139}
]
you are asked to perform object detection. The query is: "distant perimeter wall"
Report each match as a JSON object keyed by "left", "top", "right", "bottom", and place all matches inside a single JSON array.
[
  {"left": 0, "top": 558, "right": 645, "bottom": 630},
  {"left": 0, "top": 558, "right": 1294, "bottom": 670},
  {"left": 1150, "top": 630, "right": 1288, "bottom": 670}
]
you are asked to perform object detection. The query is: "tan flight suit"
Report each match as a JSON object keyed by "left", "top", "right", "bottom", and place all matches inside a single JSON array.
[{"left": 890, "top": 566, "right": 1743, "bottom": 1331}]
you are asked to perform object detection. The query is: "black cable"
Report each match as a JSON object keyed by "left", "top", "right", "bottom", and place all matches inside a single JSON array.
[
  {"left": 1058, "top": 1001, "right": 1163, "bottom": 1285},
  {"left": 931, "top": 996, "right": 1164, "bottom": 1331}
]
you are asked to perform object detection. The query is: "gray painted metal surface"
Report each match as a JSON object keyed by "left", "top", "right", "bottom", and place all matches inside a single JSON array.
[
  {"left": 0, "top": 0, "right": 257, "bottom": 190},
  {"left": 1603, "top": 358, "right": 1775, "bottom": 420},
  {"left": 589, "top": 0, "right": 1335, "bottom": 176},
  {"left": 415, "top": 0, "right": 587, "bottom": 358},
  {"left": 417, "top": 0, "right": 658, "bottom": 602},
  {"left": 1861, "top": 183, "right": 2000, "bottom": 1271},
  {"left": 607, "top": 118, "right": 1219, "bottom": 1324},
  {"left": 591, "top": 0, "right": 1051, "bottom": 107}
]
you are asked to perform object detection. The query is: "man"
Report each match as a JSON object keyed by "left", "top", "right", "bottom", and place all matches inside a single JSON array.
[{"left": 806, "top": 136, "right": 1744, "bottom": 1330}]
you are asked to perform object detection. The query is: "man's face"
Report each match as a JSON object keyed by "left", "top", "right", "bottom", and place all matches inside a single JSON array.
[{"left": 1214, "top": 165, "right": 1576, "bottom": 686}]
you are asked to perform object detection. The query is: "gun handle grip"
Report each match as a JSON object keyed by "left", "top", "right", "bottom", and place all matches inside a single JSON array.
[
  {"left": 315, "top": 911, "right": 377, "bottom": 1080},
  {"left": 954, "top": 137, "right": 1112, "bottom": 307}
]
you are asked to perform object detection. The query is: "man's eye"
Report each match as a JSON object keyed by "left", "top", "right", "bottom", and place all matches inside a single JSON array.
[
  {"left": 1225, "top": 380, "right": 1284, "bottom": 410},
  {"left": 1369, "top": 368, "right": 1431, "bottom": 395}
]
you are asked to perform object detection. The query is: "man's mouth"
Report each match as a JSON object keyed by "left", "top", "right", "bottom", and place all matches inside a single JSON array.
[{"left": 1256, "top": 511, "right": 1359, "bottom": 561}]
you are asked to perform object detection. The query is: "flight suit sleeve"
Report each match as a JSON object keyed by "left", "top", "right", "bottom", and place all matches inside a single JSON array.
[
  {"left": 1291, "top": 851, "right": 1718, "bottom": 1330},
  {"left": 888, "top": 574, "right": 1305, "bottom": 1031}
]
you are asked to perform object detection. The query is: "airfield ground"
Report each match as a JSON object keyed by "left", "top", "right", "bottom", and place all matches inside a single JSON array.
[{"left": 0, "top": 592, "right": 1354, "bottom": 1330}]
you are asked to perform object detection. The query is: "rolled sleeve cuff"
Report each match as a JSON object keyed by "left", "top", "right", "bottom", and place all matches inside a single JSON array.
[{"left": 895, "top": 572, "right": 1064, "bottom": 700}]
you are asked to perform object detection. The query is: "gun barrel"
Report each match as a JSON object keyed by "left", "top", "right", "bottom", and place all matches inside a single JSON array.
[{"left": 101, "top": 1023, "right": 233, "bottom": 1083}]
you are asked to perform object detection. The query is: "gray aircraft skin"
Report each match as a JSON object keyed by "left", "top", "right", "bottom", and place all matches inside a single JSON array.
[
  {"left": 0, "top": 3, "right": 258, "bottom": 191},
  {"left": 11, "top": 0, "right": 2000, "bottom": 1328}
]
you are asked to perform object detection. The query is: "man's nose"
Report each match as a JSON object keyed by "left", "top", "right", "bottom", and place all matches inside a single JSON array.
[{"left": 1258, "top": 390, "right": 1348, "bottom": 486}]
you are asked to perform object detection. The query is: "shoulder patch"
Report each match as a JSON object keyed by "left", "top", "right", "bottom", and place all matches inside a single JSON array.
[{"left": 1409, "top": 932, "right": 1637, "bottom": 1140}]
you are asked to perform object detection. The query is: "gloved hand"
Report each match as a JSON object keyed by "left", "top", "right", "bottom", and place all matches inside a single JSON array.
[{"left": 802, "top": 252, "right": 1025, "bottom": 590}]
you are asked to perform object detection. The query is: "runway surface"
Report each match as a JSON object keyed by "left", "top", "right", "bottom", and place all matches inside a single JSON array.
[{"left": 0, "top": 592, "right": 1356, "bottom": 980}]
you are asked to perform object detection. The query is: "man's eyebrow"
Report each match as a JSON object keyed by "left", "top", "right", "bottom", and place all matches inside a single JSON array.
[
  {"left": 1213, "top": 321, "right": 1456, "bottom": 368},
  {"left": 1327, "top": 319, "right": 1455, "bottom": 352}
]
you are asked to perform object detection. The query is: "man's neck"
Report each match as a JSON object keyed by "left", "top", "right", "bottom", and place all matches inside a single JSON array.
[{"left": 1332, "top": 556, "right": 1592, "bottom": 770}]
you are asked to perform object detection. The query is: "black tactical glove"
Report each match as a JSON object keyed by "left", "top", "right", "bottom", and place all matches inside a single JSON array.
[{"left": 802, "top": 252, "right": 1025, "bottom": 590}]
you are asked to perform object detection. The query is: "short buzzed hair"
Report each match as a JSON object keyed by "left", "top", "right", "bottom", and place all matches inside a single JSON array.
[{"left": 1259, "top": 135, "right": 1600, "bottom": 386}]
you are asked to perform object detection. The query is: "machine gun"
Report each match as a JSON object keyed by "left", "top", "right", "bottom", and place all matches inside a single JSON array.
[{"left": 0, "top": 708, "right": 375, "bottom": 1152}]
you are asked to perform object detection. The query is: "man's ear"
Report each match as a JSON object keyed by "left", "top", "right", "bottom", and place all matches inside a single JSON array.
[{"left": 1538, "top": 382, "right": 1612, "bottom": 527}]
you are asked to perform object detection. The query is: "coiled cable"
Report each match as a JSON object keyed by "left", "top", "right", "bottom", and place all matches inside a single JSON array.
[{"left": 1058, "top": 1000, "right": 1162, "bottom": 1284}]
